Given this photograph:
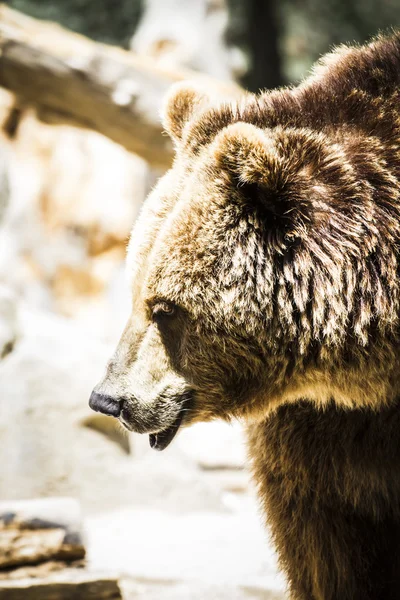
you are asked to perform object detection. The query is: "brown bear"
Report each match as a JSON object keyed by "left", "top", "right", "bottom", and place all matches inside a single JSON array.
[{"left": 90, "top": 33, "right": 400, "bottom": 599}]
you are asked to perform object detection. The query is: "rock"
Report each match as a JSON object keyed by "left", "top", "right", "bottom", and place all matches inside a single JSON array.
[
  {"left": 0, "top": 305, "right": 120, "bottom": 509},
  {"left": 0, "top": 143, "right": 9, "bottom": 223},
  {"left": 122, "top": 578, "right": 285, "bottom": 599},
  {"left": 86, "top": 502, "right": 286, "bottom": 596},
  {"left": 0, "top": 284, "right": 18, "bottom": 358},
  {"left": 0, "top": 497, "right": 85, "bottom": 569},
  {"left": 0, "top": 497, "right": 122, "bottom": 599},
  {"left": 177, "top": 421, "right": 247, "bottom": 470},
  {"left": 0, "top": 560, "right": 79, "bottom": 580},
  {"left": 0, "top": 498, "right": 85, "bottom": 569}
]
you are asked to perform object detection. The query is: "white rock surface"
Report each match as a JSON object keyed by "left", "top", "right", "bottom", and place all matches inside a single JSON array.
[
  {"left": 0, "top": 142, "right": 9, "bottom": 222},
  {"left": 0, "top": 284, "right": 18, "bottom": 358},
  {"left": 0, "top": 496, "right": 82, "bottom": 532},
  {"left": 122, "top": 580, "right": 285, "bottom": 600},
  {"left": 177, "top": 421, "right": 247, "bottom": 470},
  {"left": 86, "top": 500, "right": 286, "bottom": 598},
  {"left": 0, "top": 305, "right": 111, "bottom": 502}
]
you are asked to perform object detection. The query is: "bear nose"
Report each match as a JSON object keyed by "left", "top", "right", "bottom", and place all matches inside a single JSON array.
[{"left": 89, "top": 391, "right": 121, "bottom": 417}]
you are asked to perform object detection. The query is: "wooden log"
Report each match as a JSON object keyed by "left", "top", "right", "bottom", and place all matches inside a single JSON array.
[
  {"left": 0, "top": 5, "right": 242, "bottom": 169},
  {"left": 0, "top": 498, "right": 85, "bottom": 569},
  {"left": 0, "top": 569, "right": 122, "bottom": 599}
]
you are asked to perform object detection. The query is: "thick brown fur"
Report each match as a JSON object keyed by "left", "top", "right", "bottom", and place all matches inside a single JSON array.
[{"left": 91, "top": 34, "right": 400, "bottom": 599}]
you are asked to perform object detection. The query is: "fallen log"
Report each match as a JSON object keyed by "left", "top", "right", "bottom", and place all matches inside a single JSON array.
[
  {"left": 0, "top": 569, "right": 122, "bottom": 600},
  {"left": 0, "top": 5, "right": 242, "bottom": 169},
  {"left": 0, "top": 498, "right": 85, "bottom": 569}
]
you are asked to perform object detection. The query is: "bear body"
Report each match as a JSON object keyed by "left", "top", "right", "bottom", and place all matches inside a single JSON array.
[
  {"left": 90, "top": 34, "right": 400, "bottom": 599},
  {"left": 250, "top": 401, "right": 400, "bottom": 599}
]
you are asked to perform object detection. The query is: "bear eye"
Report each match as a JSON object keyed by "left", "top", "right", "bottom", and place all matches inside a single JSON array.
[{"left": 151, "top": 301, "right": 176, "bottom": 323}]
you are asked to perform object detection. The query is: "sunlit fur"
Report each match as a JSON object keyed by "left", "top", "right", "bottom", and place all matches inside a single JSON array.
[{"left": 95, "top": 33, "right": 400, "bottom": 599}]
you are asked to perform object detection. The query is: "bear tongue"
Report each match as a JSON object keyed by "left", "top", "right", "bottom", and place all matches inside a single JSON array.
[{"left": 149, "top": 411, "right": 184, "bottom": 451}]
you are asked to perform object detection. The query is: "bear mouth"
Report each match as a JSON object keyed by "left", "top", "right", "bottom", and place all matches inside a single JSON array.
[
  {"left": 149, "top": 392, "right": 193, "bottom": 451},
  {"left": 149, "top": 408, "right": 184, "bottom": 451}
]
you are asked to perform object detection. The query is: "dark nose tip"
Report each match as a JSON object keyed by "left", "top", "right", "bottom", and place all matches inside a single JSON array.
[{"left": 89, "top": 391, "right": 121, "bottom": 417}]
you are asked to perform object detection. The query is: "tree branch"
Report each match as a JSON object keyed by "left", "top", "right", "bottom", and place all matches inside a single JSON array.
[{"left": 0, "top": 5, "right": 241, "bottom": 169}]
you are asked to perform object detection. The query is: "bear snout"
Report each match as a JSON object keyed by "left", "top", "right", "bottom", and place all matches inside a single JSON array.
[{"left": 89, "top": 390, "right": 121, "bottom": 418}]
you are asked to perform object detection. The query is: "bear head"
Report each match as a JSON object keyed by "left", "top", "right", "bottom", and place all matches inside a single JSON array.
[{"left": 90, "top": 83, "right": 400, "bottom": 450}]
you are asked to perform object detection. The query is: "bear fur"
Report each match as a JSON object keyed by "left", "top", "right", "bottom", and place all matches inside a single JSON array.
[{"left": 90, "top": 34, "right": 400, "bottom": 599}]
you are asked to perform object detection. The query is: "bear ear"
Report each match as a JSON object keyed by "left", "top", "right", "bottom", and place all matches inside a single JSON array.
[
  {"left": 213, "top": 122, "right": 282, "bottom": 188},
  {"left": 162, "top": 82, "right": 210, "bottom": 143},
  {"left": 213, "top": 122, "right": 312, "bottom": 234}
]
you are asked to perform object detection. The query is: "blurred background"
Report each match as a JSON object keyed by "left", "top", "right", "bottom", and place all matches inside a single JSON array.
[{"left": 0, "top": 1, "right": 398, "bottom": 599}]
